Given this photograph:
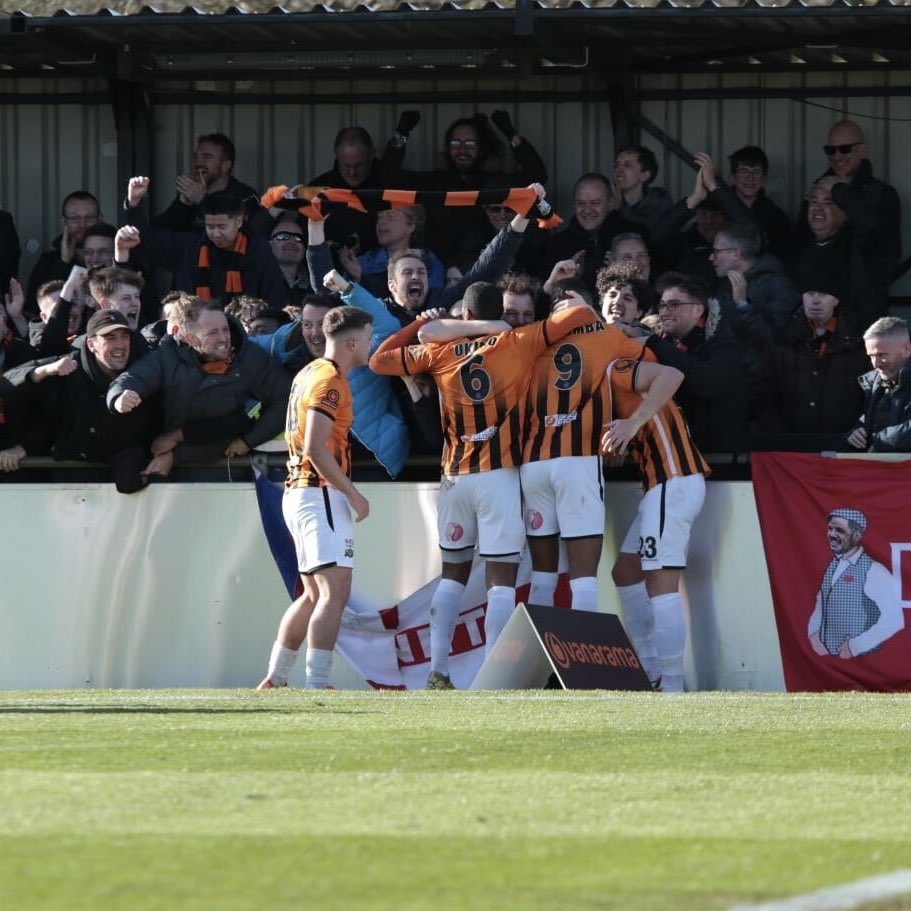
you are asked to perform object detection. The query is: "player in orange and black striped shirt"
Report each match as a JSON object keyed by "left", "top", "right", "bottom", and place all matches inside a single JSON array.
[
  {"left": 369, "top": 282, "right": 594, "bottom": 687},
  {"left": 286, "top": 358, "right": 353, "bottom": 489},
  {"left": 371, "top": 290, "right": 594, "bottom": 477},
  {"left": 603, "top": 354, "right": 711, "bottom": 694},
  {"left": 259, "top": 306, "right": 373, "bottom": 692},
  {"left": 519, "top": 278, "right": 680, "bottom": 614}
]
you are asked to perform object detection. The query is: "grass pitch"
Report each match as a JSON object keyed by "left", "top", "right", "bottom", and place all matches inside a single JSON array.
[{"left": 1, "top": 690, "right": 910, "bottom": 911}]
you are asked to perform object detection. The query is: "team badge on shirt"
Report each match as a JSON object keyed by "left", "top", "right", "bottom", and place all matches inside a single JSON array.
[{"left": 321, "top": 388, "right": 340, "bottom": 410}]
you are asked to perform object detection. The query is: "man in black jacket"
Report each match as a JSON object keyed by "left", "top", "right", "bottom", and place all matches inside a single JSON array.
[
  {"left": 152, "top": 132, "right": 260, "bottom": 232},
  {"left": 107, "top": 296, "right": 290, "bottom": 476},
  {"left": 847, "top": 316, "right": 911, "bottom": 453},
  {"left": 644, "top": 272, "right": 748, "bottom": 454},
  {"left": 2, "top": 310, "right": 160, "bottom": 491},
  {"left": 793, "top": 120, "right": 901, "bottom": 334},
  {"left": 542, "top": 173, "right": 641, "bottom": 297}
]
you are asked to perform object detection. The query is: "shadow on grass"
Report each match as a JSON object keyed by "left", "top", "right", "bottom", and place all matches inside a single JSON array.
[{"left": 0, "top": 704, "right": 378, "bottom": 716}]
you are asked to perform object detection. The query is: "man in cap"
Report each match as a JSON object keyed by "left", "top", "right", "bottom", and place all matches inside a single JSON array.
[
  {"left": 808, "top": 508, "right": 902, "bottom": 658},
  {"left": 1, "top": 309, "right": 160, "bottom": 492}
]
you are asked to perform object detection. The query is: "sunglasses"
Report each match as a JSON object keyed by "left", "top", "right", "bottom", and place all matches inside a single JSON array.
[
  {"left": 485, "top": 205, "right": 514, "bottom": 216},
  {"left": 823, "top": 142, "right": 861, "bottom": 156},
  {"left": 271, "top": 231, "right": 304, "bottom": 243},
  {"left": 449, "top": 139, "right": 479, "bottom": 150}
]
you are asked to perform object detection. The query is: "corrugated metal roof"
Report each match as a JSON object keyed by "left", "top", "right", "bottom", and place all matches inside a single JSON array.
[{"left": 0, "top": 0, "right": 908, "bottom": 16}]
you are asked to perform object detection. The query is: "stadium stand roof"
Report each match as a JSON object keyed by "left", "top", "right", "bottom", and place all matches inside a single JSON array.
[{"left": 2, "top": 0, "right": 911, "bottom": 79}]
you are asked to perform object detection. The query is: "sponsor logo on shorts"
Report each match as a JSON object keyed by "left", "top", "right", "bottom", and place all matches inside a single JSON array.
[
  {"left": 525, "top": 508, "right": 544, "bottom": 531},
  {"left": 344, "top": 538, "right": 354, "bottom": 558},
  {"left": 446, "top": 522, "right": 464, "bottom": 543},
  {"left": 544, "top": 412, "right": 578, "bottom": 428},
  {"left": 320, "top": 388, "right": 340, "bottom": 410},
  {"left": 460, "top": 426, "right": 498, "bottom": 443}
]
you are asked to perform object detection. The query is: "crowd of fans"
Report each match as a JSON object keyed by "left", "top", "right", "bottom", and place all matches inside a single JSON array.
[{"left": 1, "top": 113, "right": 910, "bottom": 491}]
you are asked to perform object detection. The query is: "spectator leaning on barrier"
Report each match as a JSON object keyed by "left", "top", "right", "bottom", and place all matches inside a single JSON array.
[
  {"left": 846, "top": 317, "right": 911, "bottom": 453},
  {"left": 1, "top": 310, "right": 161, "bottom": 491},
  {"left": 107, "top": 296, "right": 291, "bottom": 477}
]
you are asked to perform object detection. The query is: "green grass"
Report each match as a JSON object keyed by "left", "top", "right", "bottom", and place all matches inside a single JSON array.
[{"left": 1, "top": 690, "right": 911, "bottom": 911}]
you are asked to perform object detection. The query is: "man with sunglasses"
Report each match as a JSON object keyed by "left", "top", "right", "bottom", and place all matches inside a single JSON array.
[
  {"left": 269, "top": 220, "right": 312, "bottom": 307},
  {"left": 794, "top": 120, "right": 900, "bottom": 332}
]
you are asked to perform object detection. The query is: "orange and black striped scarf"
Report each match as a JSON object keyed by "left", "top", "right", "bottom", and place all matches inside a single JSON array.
[
  {"left": 196, "top": 232, "right": 248, "bottom": 301},
  {"left": 260, "top": 185, "right": 562, "bottom": 230}
]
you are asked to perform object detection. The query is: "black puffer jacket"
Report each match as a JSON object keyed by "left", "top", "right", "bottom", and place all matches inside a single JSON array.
[
  {"left": 644, "top": 299, "right": 749, "bottom": 454},
  {"left": 855, "top": 363, "right": 911, "bottom": 452},
  {"left": 106, "top": 317, "right": 290, "bottom": 464},
  {"left": 2, "top": 336, "right": 161, "bottom": 491}
]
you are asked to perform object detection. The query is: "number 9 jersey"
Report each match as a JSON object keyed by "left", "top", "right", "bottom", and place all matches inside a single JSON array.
[{"left": 523, "top": 319, "right": 651, "bottom": 463}]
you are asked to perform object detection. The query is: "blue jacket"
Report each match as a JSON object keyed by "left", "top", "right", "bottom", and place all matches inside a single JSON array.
[
  {"left": 340, "top": 283, "right": 410, "bottom": 477},
  {"left": 251, "top": 289, "right": 409, "bottom": 478}
]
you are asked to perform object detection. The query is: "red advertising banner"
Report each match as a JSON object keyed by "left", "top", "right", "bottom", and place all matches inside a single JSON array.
[{"left": 752, "top": 452, "right": 911, "bottom": 692}]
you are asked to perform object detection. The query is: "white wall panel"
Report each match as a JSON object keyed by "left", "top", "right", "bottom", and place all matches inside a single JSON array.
[{"left": 0, "top": 480, "right": 783, "bottom": 692}]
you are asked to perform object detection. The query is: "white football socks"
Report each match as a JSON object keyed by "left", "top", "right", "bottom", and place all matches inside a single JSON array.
[
  {"left": 528, "top": 571, "right": 558, "bottom": 607},
  {"left": 429, "top": 578, "right": 466, "bottom": 676},
  {"left": 484, "top": 586, "right": 515, "bottom": 655},
  {"left": 267, "top": 642, "right": 299, "bottom": 686},
  {"left": 651, "top": 591, "right": 686, "bottom": 692},
  {"left": 569, "top": 576, "right": 598, "bottom": 612},
  {"left": 304, "top": 647, "right": 334, "bottom": 689},
  {"left": 617, "top": 582, "right": 661, "bottom": 684}
]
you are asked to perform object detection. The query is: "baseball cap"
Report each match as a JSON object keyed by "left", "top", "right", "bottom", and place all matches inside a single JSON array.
[{"left": 87, "top": 309, "right": 131, "bottom": 338}]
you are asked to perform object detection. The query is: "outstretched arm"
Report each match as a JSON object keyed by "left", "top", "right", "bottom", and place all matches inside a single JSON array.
[
  {"left": 417, "top": 316, "right": 510, "bottom": 345},
  {"left": 367, "top": 319, "right": 425, "bottom": 376}
]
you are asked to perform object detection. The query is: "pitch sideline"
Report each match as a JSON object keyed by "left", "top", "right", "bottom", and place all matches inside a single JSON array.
[{"left": 729, "top": 870, "right": 911, "bottom": 911}]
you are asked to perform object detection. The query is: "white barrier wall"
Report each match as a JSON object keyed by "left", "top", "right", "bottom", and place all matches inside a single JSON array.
[{"left": 0, "top": 481, "right": 785, "bottom": 691}]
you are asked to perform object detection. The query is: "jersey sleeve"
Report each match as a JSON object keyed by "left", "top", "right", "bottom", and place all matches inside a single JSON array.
[
  {"left": 369, "top": 341, "right": 435, "bottom": 377},
  {"left": 609, "top": 326, "right": 655, "bottom": 364},
  {"left": 307, "top": 372, "right": 347, "bottom": 421}
]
